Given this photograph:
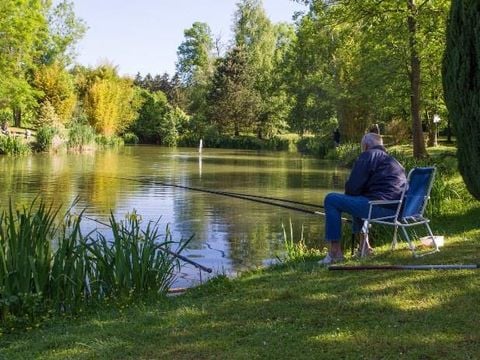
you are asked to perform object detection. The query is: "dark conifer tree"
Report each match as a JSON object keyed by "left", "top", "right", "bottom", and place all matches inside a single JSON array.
[{"left": 442, "top": 0, "right": 480, "bottom": 200}]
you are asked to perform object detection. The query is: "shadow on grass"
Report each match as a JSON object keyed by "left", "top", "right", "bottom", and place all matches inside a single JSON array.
[{"left": 1, "top": 256, "right": 480, "bottom": 359}]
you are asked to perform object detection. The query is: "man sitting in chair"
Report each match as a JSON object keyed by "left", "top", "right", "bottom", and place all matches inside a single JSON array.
[{"left": 318, "top": 132, "right": 407, "bottom": 265}]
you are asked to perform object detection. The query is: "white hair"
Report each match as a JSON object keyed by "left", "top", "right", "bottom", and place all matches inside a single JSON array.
[{"left": 361, "top": 132, "right": 383, "bottom": 151}]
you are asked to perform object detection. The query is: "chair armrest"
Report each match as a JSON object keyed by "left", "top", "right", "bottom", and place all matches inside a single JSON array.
[
  {"left": 366, "top": 199, "right": 402, "bottom": 221},
  {"left": 368, "top": 200, "right": 401, "bottom": 206}
]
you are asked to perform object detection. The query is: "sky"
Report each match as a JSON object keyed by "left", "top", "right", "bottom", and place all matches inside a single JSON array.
[{"left": 71, "top": 0, "right": 307, "bottom": 77}]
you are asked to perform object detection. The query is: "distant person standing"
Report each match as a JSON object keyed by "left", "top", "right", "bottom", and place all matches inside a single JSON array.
[
  {"left": 333, "top": 128, "right": 341, "bottom": 147},
  {"left": 1, "top": 121, "right": 9, "bottom": 136}
]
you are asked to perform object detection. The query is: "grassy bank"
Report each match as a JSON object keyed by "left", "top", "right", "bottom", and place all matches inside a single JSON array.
[
  {"left": 1, "top": 195, "right": 479, "bottom": 359},
  {"left": 1, "top": 144, "right": 479, "bottom": 359}
]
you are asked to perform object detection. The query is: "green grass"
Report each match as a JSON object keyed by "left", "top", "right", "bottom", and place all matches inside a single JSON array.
[
  {"left": 0, "top": 197, "right": 478, "bottom": 359},
  {"left": 1, "top": 144, "right": 478, "bottom": 359}
]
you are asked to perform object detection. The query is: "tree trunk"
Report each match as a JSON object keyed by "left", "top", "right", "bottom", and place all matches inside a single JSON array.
[
  {"left": 12, "top": 107, "right": 22, "bottom": 128},
  {"left": 407, "top": 0, "right": 427, "bottom": 158}
]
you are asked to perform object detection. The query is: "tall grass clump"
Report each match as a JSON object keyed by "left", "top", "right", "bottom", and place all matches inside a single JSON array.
[
  {"left": 280, "top": 220, "right": 321, "bottom": 262},
  {"left": 122, "top": 132, "right": 139, "bottom": 145},
  {"left": 325, "top": 142, "right": 361, "bottom": 166},
  {"left": 389, "top": 150, "right": 472, "bottom": 216},
  {"left": 0, "top": 200, "right": 189, "bottom": 327},
  {"left": 67, "top": 123, "right": 96, "bottom": 151},
  {"left": 87, "top": 213, "right": 184, "bottom": 298},
  {"left": 0, "top": 200, "right": 61, "bottom": 321},
  {"left": 0, "top": 136, "right": 31, "bottom": 155},
  {"left": 35, "top": 125, "right": 59, "bottom": 152},
  {"left": 95, "top": 134, "right": 124, "bottom": 147}
]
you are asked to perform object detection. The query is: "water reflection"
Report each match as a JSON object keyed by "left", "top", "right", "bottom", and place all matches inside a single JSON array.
[{"left": 0, "top": 147, "right": 349, "bottom": 287}]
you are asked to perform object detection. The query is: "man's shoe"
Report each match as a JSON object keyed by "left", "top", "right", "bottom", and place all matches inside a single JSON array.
[{"left": 318, "top": 253, "right": 345, "bottom": 265}]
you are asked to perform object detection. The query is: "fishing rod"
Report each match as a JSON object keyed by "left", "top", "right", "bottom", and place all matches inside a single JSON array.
[
  {"left": 110, "top": 176, "right": 353, "bottom": 222},
  {"left": 82, "top": 214, "right": 213, "bottom": 274},
  {"left": 329, "top": 264, "right": 479, "bottom": 271}
]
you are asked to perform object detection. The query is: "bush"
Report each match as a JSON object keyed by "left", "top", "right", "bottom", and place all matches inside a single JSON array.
[
  {"left": 34, "top": 126, "right": 59, "bottom": 152},
  {"left": 325, "top": 142, "right": 361, "bottom": 166},
  {"left": 95, "top": 134, "right": 124, "bottom": 147},
  {"left": 384, "top": 118, "right": 411, "bottom": 145},
  {"left": 296, "top": 135, "right": 333, "bottom": 157},
  {"left": 123, "top": 132, "right": 139, "bottom": 145},
  {"left": 67, "top": 123, "right": 96, "bottom": 150},
  {"left": 0, "top": 199, "right": 190, "bottom": 326},
  {"left": 202, "top": 134, "right": 291, "bottom": 151}
]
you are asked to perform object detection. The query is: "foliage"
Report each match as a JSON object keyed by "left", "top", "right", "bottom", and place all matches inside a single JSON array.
[
  {"left": 87, "top": 213, "right": 182, "bottom": 298},
  {"left": 130, "top": 89, "right": 185, "bottom": 146},
  {"left": 81, "top": 64, "right": 138, "bottom": 136},
  {"left": 325, "top": 142, "right": 361, "bottom": 166},
  {"left": 34, "top": 100, "right": 61, "bottom": 128},
  {"left": 0, "top": 199, "right": 188, "bottom": 325},
  {"left": 176, "top": 22, "right": 214, "bottom": 86},
  {"left": 280, "top": 219, "right": 321, "bottom": 262},
  {"left": 206, "top": 47, "right": 261, "bottom": 136},
  {"left": 0, "top": 136, "right": 31, "bottom": 156},
  {"left": 384, "top": 118, "right": 411, "bottom": 145},
  {"left": 286, "top": 0, "right": 449, "bottom": 154},
  {"left": 67, "top": 123, "right": 96, "bottom": 150},
  {"left": 0, "top": 0, "right": 47, "bottom": 127},
  {"left": 442, "top": 0, "right": 480, "bottom": 200},
  {"left": 34, "top": 125, "right": 60, "bottom": 152},
  {"left": 42, "top": 0, "right": 87, "bottom": 65},
  {"left": 122, "top": 132, "right": 139, "bottom": 145},
  {"left": 202, "top": 134, "right": 291, "bottom": 151},
  {"left": 33, "top": 61, "right": 77, "bottom": 125},
  {"left": 95, "top": 134, "right": 124, "bottom": 147},
  {"left": 134, "top": 72, "right": 184, "bottom": 108}
]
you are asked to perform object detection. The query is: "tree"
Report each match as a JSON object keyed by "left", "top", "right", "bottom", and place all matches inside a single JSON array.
[
  {"left": 81, "top": 64, "right": 137, "bottom": 136},
  {"left": 289, "top": 0, "right": 449, "bottom": 153},
  {"left": 131, "top": 89, "right": 188, "bottom": 146},
  {"left": 207, "top": 47, "right": 261, "bottom": 136},
  {"left": 0, "top": 0, "right": 47, "bottom": 127},
  {"left": 33, "top": 61, "right": 76, "bottom": 125},
  {"left": 176, "top": 22, "right": 214, "bottom": 86},
  {"left": 443, "top": 0, "right": 480, "bottom": 200},
  {"left": 233, "top": 0, "right": 280, "bottom": 138},
  {"left": 42, "top": 0, "right": 87, "bottom": 65}
]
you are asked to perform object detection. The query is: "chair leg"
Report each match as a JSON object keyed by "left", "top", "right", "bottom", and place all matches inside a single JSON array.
[
  {"left": 400, "top": 226, "right": 417, "bottom": 256},
  {"left": 361, "top": 222, "right": 371, "bottom": 257},
  {"left": 391, "top": 226, "right": 398, "bottom": 250},
  {"left": 425, "top": 222, "right": 439, "bottom": 252}
]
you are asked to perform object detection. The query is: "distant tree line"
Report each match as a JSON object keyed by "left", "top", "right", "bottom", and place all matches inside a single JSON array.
[{"left": 0, "top": 0, "right": 452, "bottom": 155}]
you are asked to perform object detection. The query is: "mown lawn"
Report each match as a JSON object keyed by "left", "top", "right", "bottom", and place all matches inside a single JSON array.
[{"left": 1, "top": 199, "right": 479, "bottom": 359}]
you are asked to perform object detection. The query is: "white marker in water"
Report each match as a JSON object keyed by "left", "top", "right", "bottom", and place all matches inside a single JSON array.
[{"left": 199, "top": 138, "right": 203, "bottom": 153}]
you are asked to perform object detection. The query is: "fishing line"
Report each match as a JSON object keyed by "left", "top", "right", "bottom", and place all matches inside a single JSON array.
[
  {"left": 81, "top": 213, "right": 213, "bottom": 273},
  {"left": 109, "top": 176, "right": 345, "bottom": 218}
]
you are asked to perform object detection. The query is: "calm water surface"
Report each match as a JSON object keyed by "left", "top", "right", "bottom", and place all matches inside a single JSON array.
[{"left": 0, "top": 146, "right": 349, "bottom": 287}]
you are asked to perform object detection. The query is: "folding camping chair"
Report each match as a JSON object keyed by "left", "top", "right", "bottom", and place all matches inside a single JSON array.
[{"left": 360, "top": 167, "right": 440, "bottom": 258}]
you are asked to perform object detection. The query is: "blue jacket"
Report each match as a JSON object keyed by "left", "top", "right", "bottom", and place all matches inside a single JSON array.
[{"left": 345, "top": 145, "right": 406, "bottom": 201}]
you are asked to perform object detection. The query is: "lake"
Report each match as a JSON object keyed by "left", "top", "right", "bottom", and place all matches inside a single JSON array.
[{"left": 0, "top": 146, "right": 349, "bottom": 287}]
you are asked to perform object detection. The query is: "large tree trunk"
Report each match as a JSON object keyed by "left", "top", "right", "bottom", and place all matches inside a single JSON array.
[
  {"left": 407, "top": 0, "right": 427, "bottom": 158},
  {"left": 12, "top": 107, "right": 22, "bottom": 128}
]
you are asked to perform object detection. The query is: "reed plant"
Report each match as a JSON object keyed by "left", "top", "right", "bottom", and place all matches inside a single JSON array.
[
  {"left": 280, "top": 220, "right": 321, "bottom": 262},
  {"left": 0, "top": 135, "right": 31, "bottom": 155},
  {"left": 87, "top": 213, "right": 181, "bottom": 298},
  {"left": 67, "top": 123, "right": 96, "bottom": 151},
  {"left": 0, "top": 200, "right": 60, "bottom": 321},
  {"left": 35, "top": 125, "right": 59, "bottom": 152},
  {"left": 0, "top": 200, "right": 188, "bottom": 326}
]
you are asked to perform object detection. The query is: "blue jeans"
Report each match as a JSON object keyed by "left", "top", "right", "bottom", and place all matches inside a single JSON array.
[{"left": 324, "top": 193, "right": 396, "bottom": 243}]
